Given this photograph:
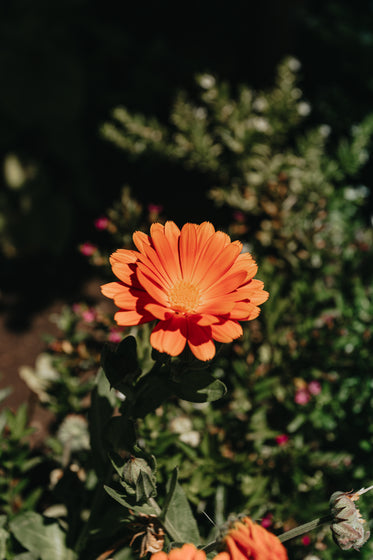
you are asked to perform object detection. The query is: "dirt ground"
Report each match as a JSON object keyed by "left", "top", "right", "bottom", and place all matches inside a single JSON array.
[{"left": 0, "top": 273, "right": 104, "bottom": 444}]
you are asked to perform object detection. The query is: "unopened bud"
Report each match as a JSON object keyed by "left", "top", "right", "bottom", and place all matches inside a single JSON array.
[
  {"left": 122, "top": 456, "right": 157, "bottom": 502},
  {"left": 330, "top": 486, "right": 373, "bottom": 551}
]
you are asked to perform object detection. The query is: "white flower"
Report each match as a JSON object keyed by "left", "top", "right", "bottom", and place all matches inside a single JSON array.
[
  {"left": 297, "top": 102, "right": 311, "bottom": 116},
  {"left": 198, "top": 74, "right": 216, "bottom": 89},
  {"left": 319, "top": 124, "right": 331, "bottom": 138},
  {"left": 287, "top": 57, "right": 301, "bottom": 72}
]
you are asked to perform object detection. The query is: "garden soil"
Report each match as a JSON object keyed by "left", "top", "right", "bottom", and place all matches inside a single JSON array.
[{"left": 0, "top": 276, "right": 104, "bottom": 446}]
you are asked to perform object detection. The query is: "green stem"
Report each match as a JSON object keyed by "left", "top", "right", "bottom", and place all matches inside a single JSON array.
[
  {"left": 74, "top": 464, "right": 113, "bottom": 555},
  {"left": 278, "top": 514, "right": 331, "bottom": 543},
  {"left": 202, "top": 514, "right": 332, "bottom": 553}
]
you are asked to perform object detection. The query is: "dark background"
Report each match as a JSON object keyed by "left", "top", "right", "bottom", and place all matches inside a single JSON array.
[{"left": 1, "top": 0, "right": 373, "bottom": 321}]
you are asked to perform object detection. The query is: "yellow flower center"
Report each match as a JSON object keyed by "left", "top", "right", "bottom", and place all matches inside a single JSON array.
[{"left": 168, "top": 280, "right": 200, "bottom": 314}]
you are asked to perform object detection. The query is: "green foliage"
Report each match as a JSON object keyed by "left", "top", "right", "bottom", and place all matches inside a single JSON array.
[
  {"left": 99, "top": 57, "right": 373, "bottom": 558},
  {"left": 2, "top": 57, "right": 373, "bottom": 558}
]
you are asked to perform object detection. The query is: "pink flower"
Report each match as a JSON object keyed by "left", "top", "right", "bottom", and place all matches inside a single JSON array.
[
  {"left": 108, "top": 328, "right": 124, "bottom": 343},
  {"left": 72, "top": 303, "right": 82, "bottom": 314},
  {"left": 94, "top": 216, "right": 109, "bottom": 230},
  {"left": 308, "top": 381, "right": 321, "bottom": 395},
  {"left": 148, "top": 204, "right": 163, "bottom": 216},
  {"left": 261, "top": 514, "right": 273, "bottom": 528},
  {"left": 79, "top": 242, "right": 97, "bottom": 256},
  {"left": 233, "top": 211, "right": 246, "bottom": 223},
  {"left": 275, "top": 434, "right": 289, "bottom": 446},
  {"left": 301, "top": 535, "right": 311, "bottom": 546},
  {"left": 82, "top": 309, "right": 96, "bottom": 323},
  {"left": 294, "top": 389, "right": 311, "bottom": 405}
]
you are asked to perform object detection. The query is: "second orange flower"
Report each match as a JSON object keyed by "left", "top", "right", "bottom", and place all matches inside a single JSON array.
[{"left": 101, "top": 221, "right": 268, "bottom": 361}]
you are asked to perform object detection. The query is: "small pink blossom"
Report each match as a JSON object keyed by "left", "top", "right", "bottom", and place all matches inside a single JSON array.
[
  {"left": 72, "top": 303, "right": 82, "bottom": 314},
  {"left": 108, "top": 328, "right": 124, "bottom": 343},
  {"left": 260, "top": 514, "right": 273, "bottom": 528},
  {"left": 94, "top": 216, "right": 109, "bottom": 230},
  {"left": 301, "top": 535, "right": 311, "bottom": 546},
  {"left": 308, "top": 381, "right": 321, "bottom": 395},
  {"left": 233, "top": 211, "right": 246, "bottom": 223},
  {"left": 79, "top": 242, "right": 97, "bottom": 256},
  {"left": 148, "top": 203, "right": 163, "bottom": 215},
  {"left": 275, "top": 434, "right": 289, "bottom": 446},
  {"left": 82, "top": 309, "right": 96, "bottom": 323},
  {"left": 295, "top": 388, "right": 311, "bottom": 405}
]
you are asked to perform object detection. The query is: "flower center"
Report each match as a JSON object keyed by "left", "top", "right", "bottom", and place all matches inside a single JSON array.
[{"left": 168, "top": 280, "right": 200, "bottom": 314}]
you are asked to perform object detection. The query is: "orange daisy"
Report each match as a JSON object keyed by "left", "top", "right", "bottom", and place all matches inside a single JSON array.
[
  {"left": 101, "top": 221, "right": 268, "bottom": 361},
  {"left": 214, "top": 517, "right": 288, "bottom": 560},
  {"left": 151, "top": 543, "right": 206, "bottom": 560}
]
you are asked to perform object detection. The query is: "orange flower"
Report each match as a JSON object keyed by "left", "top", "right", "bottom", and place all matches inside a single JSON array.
[
  {"left": 214, "top": 517, "right": 288, "bottom": 560},
  {"left": 151, "top": 543, "right": 206, "bottom": 560},
  {"left": 101, "top": 221, "right": 268, "bottom": 361}
]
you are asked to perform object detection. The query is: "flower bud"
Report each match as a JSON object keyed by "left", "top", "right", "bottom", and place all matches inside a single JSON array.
[
  {"left": 122, "top": 455, "right": 157, "bottom": 502},
  {"left": 330, "top": 486, "right": 373, "bottom": 551}
]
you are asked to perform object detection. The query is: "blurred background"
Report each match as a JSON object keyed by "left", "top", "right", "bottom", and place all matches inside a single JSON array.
[
  {"left": 0, "top": 0, "right": 373, "bottom": 402},
  {"left": 1, "top": 3, "right": 373, "bottom": 558}
]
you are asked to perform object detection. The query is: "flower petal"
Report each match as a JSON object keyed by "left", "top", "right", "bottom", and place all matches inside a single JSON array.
[
  {"left": 150, "top": 222, "right": 182, "bottom": 283},
  {"left": 136, "top": 268, "right": 169, "bottom": 306},
  {"left": 229, "top": 302, "right": 261, "bottom": 320},
  {"left": 101, "top": 281, "right": 125, "bottom": 299},
  {"left": 133, "top": 230, "right": 151, "bottom": 253},
  {"left": 114, "top": 309, "right": 154, "bottom": 326},
  {"left": 236, "top": 279, "right": 269, "bottom": 305},
  {"left": 196, "top": 240, "right": 242, "bottom": 290},
  {"left": 187, "top": 320, "right": 216, "bottom": 361},
  {"left": 201, "top": 270, "right": 248, "bottom": 301},
  {"left": 137, "top": 244, "right": 174, "bottom": 288},
  {"left": 145, "top": 303, "right": 174, "bottom": 320},
  {"left": 109, "top": 249, "right": 140, "bottom": 285},
  {"left": 190, "top": 230, "right": 230, "bottom": 284},
  {"left": 211, "top": 320, "right": 243, "bottom": 343},
  {"left": 179, "top": 223, "right": 198, "bottom": 280},
  {"left": 150, "top": 316, "right": 187, "bottom": 356}
]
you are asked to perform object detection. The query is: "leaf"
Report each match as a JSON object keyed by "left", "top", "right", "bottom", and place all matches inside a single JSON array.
[
  {"left": 88, "top": 368, "right": 118, "bottom": 476},
  {"left": 160, "top": 467, "right": 179, "bottom": 521},
  {"left": 134, "top": 368, "right": 175, "bottom": 418},
  {"left": 0, "top": 527, "right": 9, "bottom": 559},
  {"left": 172, "top": 371, "right": 227, "bottom": 403},
  {"left": 104, "top": 485, "right": 159, "bottom": 517},
  {"left": 9, "top": 512, "right": 76, "bottom": 560},
  {"left": 106, "top": 416, "right": 136, "bottom": 452},
  {"left": 112, "top": 547, "right": 135, "bottom": 559},
  {"left": 101, "top": 336, "right": 140, "bottom": 398},
  {"left": 163, "top": 481, "right": 200, "bottom": 544}
]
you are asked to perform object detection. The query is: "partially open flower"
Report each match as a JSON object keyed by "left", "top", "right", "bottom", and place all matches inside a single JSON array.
[
  {"left": 151, "top": 543, "right": 206, "bottom": 560},
  {"left": 330, "top": 486, "right": 373, "bottom": 551},
  {"left": 214, "top": 516, "right": 288, "bottom": 560},
  {"left": 101, "top": 221, "right": 268, "bottom": 361}
]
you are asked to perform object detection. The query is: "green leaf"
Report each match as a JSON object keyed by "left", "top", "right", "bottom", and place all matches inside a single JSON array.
[
  {"left": 88, "top": 368, "right": 118, "bottom": 476},
  {"left": 104, "top": 485, "right": 159, "bottom": 516},
  {"left": 9, "top": 512, "right": 77, "bottom": 560},
  {"left": 0, "top": 527, "right": 9, "bottom": 559},
  {"left": 160, "top": 467, "right": 179, "bottom": 521},
  {"left": 112, "top": 546, "right": 135, "bottom": 559},
  {"left": 0, "top": 386, "right": 12, "bottom": 404},
  {"left": 134, "top": 368, "right": 175, "bottom": 418},
  {"left": 163, "top": 481, "right": 200, "bottom": 544},
  {"left": 106, "top": 416, "right": 136, "bottom": 452},
  {"left": 101, "top": 336, "right": 140, "bottom": 398},
  {"left": 172, "top": 371, "right": 227, "bottom": 403}
]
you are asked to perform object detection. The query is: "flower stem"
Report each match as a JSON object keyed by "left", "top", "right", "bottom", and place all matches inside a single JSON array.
[
  {"left": 75, "top": 464, "right": 113, "bottom": 555},
  {"left": 278, "top": 515, "right": 332, "bottom": 543}
]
